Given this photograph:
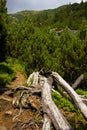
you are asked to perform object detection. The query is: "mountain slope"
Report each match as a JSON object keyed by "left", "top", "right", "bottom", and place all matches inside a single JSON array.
[{"left": 8, "top": 1, "right": 87, "bottom": 29}]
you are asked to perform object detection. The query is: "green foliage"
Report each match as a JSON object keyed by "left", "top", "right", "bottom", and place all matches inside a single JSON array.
[
  {"left": 0, "top": 62, "right": 15, "bottom": 86},
  {"left": 0, "top": 0, "right": 7, "bottom": 62},
  {"left": 6, "top": 15, "right": 87, "bottom": 86},
  {"left": 76, "top": 88, "right": 87, "bottom": 97},
  {"left": 6, "top": 58, "right": 26, "bottom": 74},
  {"left": 79, "top": 18, "right": 87, "bottom": 40},
  {"left": 52, "top": 91, "right": 76, "bottom": 113},
  {"left": 52, "top": 90, "right": 87, "bottom": 129},
  {"left": 6, "top": 1, "right": 87, "bottom": 85},
  {"left": 8, "top": 1, "right": 87, "bottom": 29},
  {"left": 0, "top": 58, "right": 26, "bottom": 87},
  {"left": 69, "top": 111, "right": 87, "bottom": 129}
]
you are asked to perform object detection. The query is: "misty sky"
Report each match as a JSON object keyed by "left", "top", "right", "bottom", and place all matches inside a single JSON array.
[{"left": 7, "top": 0, "right": 84, "bottom": 14}]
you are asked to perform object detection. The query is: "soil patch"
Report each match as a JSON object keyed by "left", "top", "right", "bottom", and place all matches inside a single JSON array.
[
  {"left": 7, "top": 71, "right": 27, "bottom": 88},
  {"left": 0, "top": 72, "right": 43, "bottom": 130}
]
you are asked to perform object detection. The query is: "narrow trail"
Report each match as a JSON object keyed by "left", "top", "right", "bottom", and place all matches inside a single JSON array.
[
  {"left": 0, "top": 72, "right": 30, "bottom": 130},
  {"left": 0, "top": 71, "right": 42, "bottom": 130},
  {"left": 8, "top": 71, "right": 27, "bottom": 88}
]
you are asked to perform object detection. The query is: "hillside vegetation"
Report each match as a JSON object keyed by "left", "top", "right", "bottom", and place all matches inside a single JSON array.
[
  {"left": 0, "top": 0, "right": 87, "bottom": 90},
  {"left": 6, "top": 1, "right": 87, "bottom": 85},
  {"left": 9, "top": 1, "right": 87, "bottom": 29},
  {"left": 0, "top": 1, "right": 87, "bottom": 129}
]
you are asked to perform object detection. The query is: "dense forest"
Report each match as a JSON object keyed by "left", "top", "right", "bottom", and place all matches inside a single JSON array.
[{"left": 0, "top": 0, "right": 87, "bottom": 129}]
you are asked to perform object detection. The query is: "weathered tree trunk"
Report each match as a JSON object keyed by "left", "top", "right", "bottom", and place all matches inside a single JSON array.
[
  {"left": 52, "top": 72, "right": 87, "bottom": 120},
  {"left": 42, "top": 77, "right": 73, "bottom": 130},
  {"left": 42, "top": 114, "right": 51, "bottom": 130},
  {"left": 72, "top": 74, "right": 84, "bottom": 89}
]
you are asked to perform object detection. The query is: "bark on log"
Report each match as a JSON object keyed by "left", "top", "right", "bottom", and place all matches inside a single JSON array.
[
  {"left": 42, "top": 77, "right": 73, "bottom": 130},
  {"left": 72, "top": 74, "right": 84, "bottom": 89},
  {"left": 52, "top": 72, "right": 87, "bottom": 120},
  {"left": 42, "top": 114, "right": 51, "bottom": 130}
]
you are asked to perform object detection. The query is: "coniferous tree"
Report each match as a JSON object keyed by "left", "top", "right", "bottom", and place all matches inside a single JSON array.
[{"left": 0, "top": 0, "right": 7, "bottom": 62}]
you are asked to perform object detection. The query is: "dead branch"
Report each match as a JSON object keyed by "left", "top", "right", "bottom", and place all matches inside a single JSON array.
[
  {"left": 52, "top": 88, "right": 61, "bottom": 95},
  {"left": 72, "top": 74, "right": 84, "bottom": 89},
  {"left": 52, "top": 72, "right": 87, "bottom": 120},
  {"left": 13, "top": 85, "right": 40, "bottom": 91}
]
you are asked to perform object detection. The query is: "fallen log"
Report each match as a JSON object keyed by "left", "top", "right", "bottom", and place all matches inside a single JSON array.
[
  {"left": 11, "top": 71, "right": 87, "bottom": 129},
  {"left": 41, "top": 76, "right": 73, "bottom": 130},
  {"left": 52, "top": 72, "right": 87, "bottom": 120}
]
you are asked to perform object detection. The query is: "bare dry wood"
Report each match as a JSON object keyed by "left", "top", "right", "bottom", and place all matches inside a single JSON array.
[
  {"left": 72, "top": 74, "right": 84, "bottom": 89},
  {"left": 52, "top": 72, "right": 87, "bottom": 120},
  {"left": 27, "top": 72, "right": 39, "bottom": 86},
  {"left": 42, "top": 114, "right": 51, "bottom": 130},
  {"left": 13, "top": 86, "right": 41, "bottom": 95},
  {"left": 41, "top": 77, "right": 73, "bottom": 130},
  {"left": 11, "top": 71, "right": 87, "bottom": 129},
  {"left": 52, "top": 88, "right": 60, "bottom": 95}
]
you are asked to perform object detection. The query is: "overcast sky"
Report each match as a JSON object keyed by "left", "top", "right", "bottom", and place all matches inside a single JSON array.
[{"left": 7, "top": 0, "right": 84, "bottom": 14}]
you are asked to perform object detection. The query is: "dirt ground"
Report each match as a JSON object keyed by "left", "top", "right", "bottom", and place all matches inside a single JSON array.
[
  {"left": 0, "top": 72, "right": 43, "bottom": 130},
  {"left": 7, "top": 71, "right": 27, "bottom": 88}
]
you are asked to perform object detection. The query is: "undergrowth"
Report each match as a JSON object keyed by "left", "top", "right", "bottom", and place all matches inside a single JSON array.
[
  {"left": 52, "top": 88, "right": 87, "bottom": 129},
  {"left": 0, "top": 62, "right": 15, "bottom": 86},
  {"left": 76, "top": 88, "right": 87, "bottom": 98},
  {"left": 0, "top": 58, "right": 26, "bottom": 87},
  {"left": 6, "top": 58, "right": 26, "bottom": 75}
]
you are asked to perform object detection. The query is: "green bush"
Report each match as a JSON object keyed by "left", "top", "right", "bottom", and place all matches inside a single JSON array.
[
  {"left": 76, "top": 88, "right": 87, "bottom": 98},
  {"left": 0, "top": 62, "right": 16, "bottom": 87},
  {"left": 6, "top": 58, "right": 26, "bottom": 74},
  {"left": 52, "top": 91, "right": 76, "bottom": 113}
]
